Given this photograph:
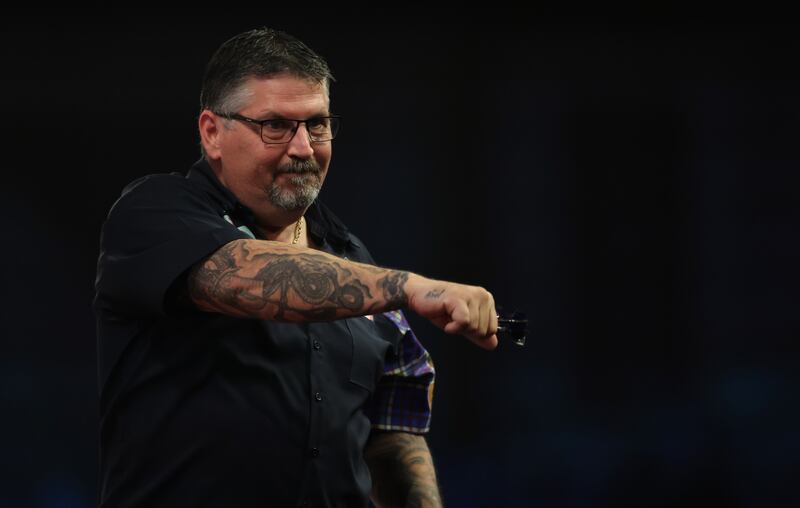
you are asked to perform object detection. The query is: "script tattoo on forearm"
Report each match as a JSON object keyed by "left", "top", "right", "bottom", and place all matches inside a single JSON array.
[
  {"left": 188, "top": 240, "right": 409, "bottom": 321},
  {"left": 365, "top": 432, "right": 443, "bottom": 508},
  {"left": 425, "top": 288, "right": 445, "bottom": 299}
]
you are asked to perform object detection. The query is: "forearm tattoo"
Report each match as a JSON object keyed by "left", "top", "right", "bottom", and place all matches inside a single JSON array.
[
  {"left": 365, "top": 432, "right": 443, "bottom": 508},
  {"left": 424, "top": 288, "right": 445, "bottom": 299},
  {"left": 378, "top": 271, "right": 409, "bottom": 307},
  {"left": 188, "top": 240, "right": 409, "bottom": 321}
]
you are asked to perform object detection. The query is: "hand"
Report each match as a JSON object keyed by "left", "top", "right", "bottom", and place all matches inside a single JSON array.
[{"left": 405, "top": 274, "right": 498, "bottom": 350}]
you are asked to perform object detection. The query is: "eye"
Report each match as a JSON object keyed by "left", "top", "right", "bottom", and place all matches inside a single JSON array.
[
  {"left": 306, "top": 117, "right": 330, "bottom": 133},
  {"left": 262, "top": 119, "right": 292, "bottom": 131}
]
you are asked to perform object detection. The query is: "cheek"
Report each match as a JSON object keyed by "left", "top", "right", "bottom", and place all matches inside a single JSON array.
[
  {"left": 317, "top": 157, "right": 331, "bottom": 184},
  {"left": 225, "top": 156, "right": 275, "bottom": 191},
  {"left": 231, "top": 145, "right": 282, "bottom": 180},
  {"left": 315, "top": 146, "right": 332, "bottom": 170}
]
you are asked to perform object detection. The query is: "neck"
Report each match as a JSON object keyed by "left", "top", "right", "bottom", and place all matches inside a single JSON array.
[
  {"left": 245, "top": 200, "right": 306, "bottom": 241},
  {"left": 255, "top": 215, "right": 303, "bottom": 244},
  {"left": 207, "top": 159, "right": 305, "bottom": 242}
]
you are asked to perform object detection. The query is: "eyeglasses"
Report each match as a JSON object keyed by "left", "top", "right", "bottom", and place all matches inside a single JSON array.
[{"left": 215, "top": 112, "right": 341, "bottom": 144}]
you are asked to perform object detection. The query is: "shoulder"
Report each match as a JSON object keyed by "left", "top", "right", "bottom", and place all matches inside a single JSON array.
[
  {"left": 115, "top": 172, "right": 194, "bottom": 205},
  {"left": 105, "top": 172, "right": 210, "bottom": 219}
]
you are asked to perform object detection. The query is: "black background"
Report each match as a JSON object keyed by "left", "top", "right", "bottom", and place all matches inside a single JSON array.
[{"left": 2, "top": 10, "right": 798, "bottom": 508}]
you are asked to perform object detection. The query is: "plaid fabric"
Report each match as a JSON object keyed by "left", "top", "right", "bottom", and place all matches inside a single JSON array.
[{"left": 364, "top": 310, "right": 436, "bottom": 434}]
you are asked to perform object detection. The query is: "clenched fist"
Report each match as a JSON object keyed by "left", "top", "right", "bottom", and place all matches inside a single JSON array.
[{"left": 405, "top": 273, "right": 498, "bottom": 350}]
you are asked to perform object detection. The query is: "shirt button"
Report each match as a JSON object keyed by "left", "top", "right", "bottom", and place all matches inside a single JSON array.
[
  {"left": 312, "top": 340, "right": 321, "bottom": 351},
  {"left": 311, "top": 447, "right": 319, "bottom": 458},
  {"left": 314, "top": 392, "right": 323, "bottom": 402}
]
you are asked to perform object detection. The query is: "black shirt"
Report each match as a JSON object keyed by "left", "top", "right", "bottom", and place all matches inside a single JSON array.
[{"left": 94, "top": 160, "right": 405, "bottom": 507}]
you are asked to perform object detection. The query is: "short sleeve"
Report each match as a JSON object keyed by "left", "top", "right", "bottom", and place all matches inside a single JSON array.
[{"left": 94, "top": 174, "right": 249, "bottom": 318}]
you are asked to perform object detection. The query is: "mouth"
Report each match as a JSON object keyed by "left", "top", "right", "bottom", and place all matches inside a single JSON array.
[
  {"left": 279, "top": 168, "right": 320, "bottom": 177},
  {"left": 267, "top": 169, "right": 323, "bottom": 210},
  {"left": 277, "top": 171, "right": 321, "bottom": 186}
]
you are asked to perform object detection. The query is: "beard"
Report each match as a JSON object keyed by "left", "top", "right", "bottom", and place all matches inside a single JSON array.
[{"left": 267, "top": 159, "right": 323, "bottom": 211}]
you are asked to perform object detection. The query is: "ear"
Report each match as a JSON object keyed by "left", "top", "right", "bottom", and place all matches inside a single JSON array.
[{"left": 199, "top": 110, "right": 223, "bottom": 160}]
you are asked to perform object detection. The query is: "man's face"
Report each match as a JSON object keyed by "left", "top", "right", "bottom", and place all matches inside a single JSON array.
[{"left": 205, "top": 74, "right": 332, "bottom": 224}]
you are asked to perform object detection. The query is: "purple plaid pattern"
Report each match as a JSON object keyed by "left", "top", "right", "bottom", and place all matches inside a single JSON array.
[{"left": 365, "top": 309, "right": 435, "bottom": 434}]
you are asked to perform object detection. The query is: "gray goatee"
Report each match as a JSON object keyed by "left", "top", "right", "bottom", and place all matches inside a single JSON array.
[{"left": 268, "top": 159, "right": 322, "bottom": 211}]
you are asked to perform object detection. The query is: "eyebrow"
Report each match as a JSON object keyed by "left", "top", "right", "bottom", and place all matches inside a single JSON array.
[{"left": 254, "top": 110, "right": 331, "bottom": 120}]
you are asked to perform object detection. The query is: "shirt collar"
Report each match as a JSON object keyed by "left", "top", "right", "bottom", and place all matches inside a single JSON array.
[{"left": 186, "top": 158, "right": 352, "bottom": 250}]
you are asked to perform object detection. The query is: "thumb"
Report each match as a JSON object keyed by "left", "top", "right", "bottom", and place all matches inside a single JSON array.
[
  {"left": 443, "top": 321, "right": 461, "bottom": 334},
  {"left": 442, "top": 300, "right": 469, "bottom": 335}
]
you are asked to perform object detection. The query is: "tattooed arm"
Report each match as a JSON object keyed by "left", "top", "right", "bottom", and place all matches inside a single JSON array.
[
  {"left": 188, "top": 239, "right": 498, "bottom": 349},
  {"left": 365, "top": 432, "right": 443, "bottom": 508}
]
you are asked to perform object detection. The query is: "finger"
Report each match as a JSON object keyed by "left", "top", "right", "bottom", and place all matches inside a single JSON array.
[
  {"left": 443, "top": 299, "right": 470, "bottom": 335},
  {"left": 477, "top": 289, "right": 490, "bottom": 337},
  {"left": 467, "top": 295, "right": 480, "bottom": 336},
  {"left": 468, "top": 331, "right": 499, "bottom": 351},
  {"left": 488, "top": 292, "right": 498, "bottom": 335}
]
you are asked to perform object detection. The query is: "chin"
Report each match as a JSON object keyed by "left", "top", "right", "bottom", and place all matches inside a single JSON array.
[{"left": 269, "top": 185, "right": 320, "bottom": 211}]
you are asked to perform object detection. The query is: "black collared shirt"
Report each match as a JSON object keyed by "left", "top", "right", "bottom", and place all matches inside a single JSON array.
[{"left": 94, "top": 160, "right": 406, "bottom": 507}]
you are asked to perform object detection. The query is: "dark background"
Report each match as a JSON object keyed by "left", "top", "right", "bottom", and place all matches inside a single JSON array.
[{"left": 2, "top": 10, "right": 798, "bottom": 508}]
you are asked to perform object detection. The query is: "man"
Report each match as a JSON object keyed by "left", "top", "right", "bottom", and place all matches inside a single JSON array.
[{"left": 94, "top": 27, "right": 497, "bottom": 508}]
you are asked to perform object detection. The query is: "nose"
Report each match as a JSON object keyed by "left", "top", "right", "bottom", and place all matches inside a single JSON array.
[{"left": 286, "top": 122, "right": 314, "bottom": 159}]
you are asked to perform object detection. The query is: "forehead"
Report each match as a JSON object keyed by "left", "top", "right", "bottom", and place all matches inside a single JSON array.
[{"left": 240, "top": 74, "right": 329, "bottom": 116}]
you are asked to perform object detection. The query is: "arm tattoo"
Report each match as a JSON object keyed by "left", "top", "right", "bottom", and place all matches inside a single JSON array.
[
  {"left": 425, "top": 289, "right": 445, "bottom": 299},
  {"left": 188, "top": 240, "right": 408, "bottom": 321},
  {"left": 365, "top": 432, "right": 443, "bottom": 508},
  {"left": 378, "top": 271, "right": 409, "bottom": 307}
]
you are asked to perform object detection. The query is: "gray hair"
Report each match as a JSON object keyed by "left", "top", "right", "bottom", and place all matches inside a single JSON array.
[{"left": 199, "top": 27, "right": 334, "bottom": 158}]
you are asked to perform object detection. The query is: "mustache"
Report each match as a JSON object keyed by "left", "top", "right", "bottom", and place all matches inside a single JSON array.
[{"left": 276, "top": 160, "right": 321, "bottom": 175}]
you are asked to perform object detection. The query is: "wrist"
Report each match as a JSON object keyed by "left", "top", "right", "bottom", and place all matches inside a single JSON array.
[{"left": 403, "top": 272, "right": 430, "bottom": 311}]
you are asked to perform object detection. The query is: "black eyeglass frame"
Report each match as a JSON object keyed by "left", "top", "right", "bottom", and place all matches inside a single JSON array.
[{"left": 214, "top": 112, "right": 341, "bottom": 144}]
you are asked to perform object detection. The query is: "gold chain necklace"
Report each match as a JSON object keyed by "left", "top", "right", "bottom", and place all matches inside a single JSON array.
[{"left": 291, "top": 216, "right": 304, "bottom": 245}]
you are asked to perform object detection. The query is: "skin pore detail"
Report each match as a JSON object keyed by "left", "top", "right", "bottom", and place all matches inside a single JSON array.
[{"left": 188, "top": 239, "right": 410, "bottom": 321}]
